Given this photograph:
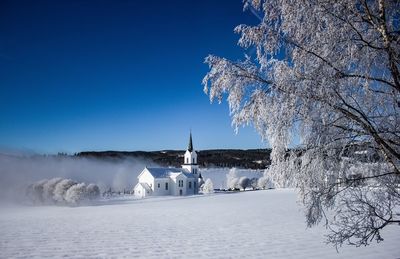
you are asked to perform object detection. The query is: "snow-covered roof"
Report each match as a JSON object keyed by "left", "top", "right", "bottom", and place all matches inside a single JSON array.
[
  {"left": 169, "top": 172, "right": 196, "bottom": 179},
  {"left": 145, "top": 167, "right": 196, "bottom": 179},
  {"left": 181, "top": 172, "right": 196, "bottom": 179}
]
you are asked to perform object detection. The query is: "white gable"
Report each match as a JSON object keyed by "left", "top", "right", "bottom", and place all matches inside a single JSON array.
[{"left": 137, "top": 168, "right": 155, "bottom": 184}]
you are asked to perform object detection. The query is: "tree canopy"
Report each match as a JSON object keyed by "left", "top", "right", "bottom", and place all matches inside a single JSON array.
[{"left": 203, "top": 0, "right": 399, "bottom": 247}]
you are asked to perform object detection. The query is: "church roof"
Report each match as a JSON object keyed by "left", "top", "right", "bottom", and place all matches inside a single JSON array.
[{"left": 145, "top": 167, "right": 196, "bottom": 179}]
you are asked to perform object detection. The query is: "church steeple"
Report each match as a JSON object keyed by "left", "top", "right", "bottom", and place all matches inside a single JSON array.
[
  {"left": 188, "top": 132, "right": 193, "bottom": 152},
  {"left": 182, "top": 132, "right": 197, "bottom": 166},
  {"left": 182, "top": 131, "right": 200, "bottom": 194}
]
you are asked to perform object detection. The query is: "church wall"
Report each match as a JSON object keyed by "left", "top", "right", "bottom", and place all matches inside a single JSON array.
[
  {"left": 153, "top": 178, "right": 171, "bottom": 196},
  {"left": 133, "top": 184, "right": 148, "bottom": 198},
  {"left": 185, "top": 179, "right": 196, "bottom": 195},
  {"left": 172, "top": 175, "right": 188, "bottom": 196}
]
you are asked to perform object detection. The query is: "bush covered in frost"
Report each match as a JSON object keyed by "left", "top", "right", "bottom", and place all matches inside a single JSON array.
[
  {"left": 53, "top": 179, "right": 78, "bottom": 203},
  {"left": 258, "top": 174, "right": 275, "bottom": 190},
  {"left": 201, "top": 178, "right": 214, "bottom": 194},
  {"left": 26, "top": 178, "right": 100, "bottom": 206},
  {"left": 238, "top": 177, "right": 250, "bottom": 190},
  {"left": 226, "top": 168, "right": 240, "bottom": 190}
]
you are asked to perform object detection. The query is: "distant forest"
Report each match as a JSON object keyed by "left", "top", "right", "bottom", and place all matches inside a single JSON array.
[{"left": 76, "top": 149, "right": 271, "bottom": 169}]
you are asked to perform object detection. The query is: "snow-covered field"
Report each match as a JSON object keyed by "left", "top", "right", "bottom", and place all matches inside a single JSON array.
[{"left": 0, "top": 189, "right": 398, "bottom": 258}]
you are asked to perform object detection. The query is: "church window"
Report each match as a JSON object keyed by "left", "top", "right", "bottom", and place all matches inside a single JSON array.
[
  {"left": 194, "top": 182, "right": 197, "bottom": 189},
  {"left": 158, "top": 183, "right": 160, "bottom": 188},
  {"left": 186, "top": 158, "right": 189, "bottom": 164},
  {"left": 189, "top": 182, "right": 192, "bottom": 189},
  {"left": 165, "top": 182, "right": 168, "bottom": 190},
  {"left": 192, "top": 158, "right": 195, "bottom": 164}
]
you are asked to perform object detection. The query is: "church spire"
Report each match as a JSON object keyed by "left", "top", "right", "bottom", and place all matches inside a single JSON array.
[{"left": 188, "top": 132, "right": 193, "bottom": 152}]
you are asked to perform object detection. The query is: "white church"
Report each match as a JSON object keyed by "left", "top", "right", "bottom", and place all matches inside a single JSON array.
[{"left": 133, "top": 133, "right": 203, "bottom": 198}]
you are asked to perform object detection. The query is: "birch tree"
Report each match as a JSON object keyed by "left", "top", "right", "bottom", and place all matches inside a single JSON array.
[{"left": 203, "top": 0, "right": 400, "bottom": 247}]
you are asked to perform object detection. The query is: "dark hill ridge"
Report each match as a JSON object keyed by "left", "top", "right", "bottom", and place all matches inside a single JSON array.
[{"left": 77, "top": 149, "right": 271, "bottom": 169}]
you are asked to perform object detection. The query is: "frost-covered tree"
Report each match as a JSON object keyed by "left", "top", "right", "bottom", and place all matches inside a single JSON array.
[
  {"left": 226, "top": 168, "right": 240, "bottom": 190},
  {"left": 65, "top": 183, "right": 87, "bottom": 205},
  {"left": 53, "top": 179, "right": 77, "bottom": 203},
  {"left": 258, "top": 174, "right": 275, "bottom": 190},
  {"left": 238, "top": 176, "right": 250, "bottom": 191},
  {"left": 202, "top": 178, "right": 214, "bottom": 194},
  {"left": 203, "top": 0, "right": 400, "bottom": 247},
  {"left": 26, "top": 179, "right": 48, "bottom": 204},
  {"left": 86, "top": 183, "right": 100, "bottom": 200},
  {"left": 25, "top": 178, "right": 100, "bottom": 206},
  {"left": 42, "top": 178, "right": 63, "bottom": 204},
  {"left": 250, "top": 177, "right": 258, "bottom": 190}
]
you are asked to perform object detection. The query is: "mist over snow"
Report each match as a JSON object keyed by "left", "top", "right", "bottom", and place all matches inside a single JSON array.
[
  {"left": 0, "top": 152, "right": 157, "bottom": 203},
  {"left": 200, "top": 167, "right": 264, "bottom": 189}
]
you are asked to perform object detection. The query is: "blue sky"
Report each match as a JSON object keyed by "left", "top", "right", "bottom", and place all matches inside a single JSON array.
[{"left": 0, "top": 0, "right": 266, "bottom": 153}]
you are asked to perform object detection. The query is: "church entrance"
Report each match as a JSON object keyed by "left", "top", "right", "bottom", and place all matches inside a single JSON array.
[{"left": 179, "top": 189, "right": 182, "bottom": 196}]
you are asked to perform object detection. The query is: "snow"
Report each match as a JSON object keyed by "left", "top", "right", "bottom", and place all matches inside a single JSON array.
[
  {"left": 200, "top": 168, "right": 263, "bottom": 189},
  {"left": 0, "top": 189, "right": 398, "bottom": 258}
]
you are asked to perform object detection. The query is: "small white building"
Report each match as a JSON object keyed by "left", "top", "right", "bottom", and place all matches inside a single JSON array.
[{"left": 133, "top": 133, "right": 202, "bottom": 197}]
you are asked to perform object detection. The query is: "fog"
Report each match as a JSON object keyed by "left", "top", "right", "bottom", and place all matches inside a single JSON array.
[{"left": 0, "top": 153, "right": 157, "bottom": 203}]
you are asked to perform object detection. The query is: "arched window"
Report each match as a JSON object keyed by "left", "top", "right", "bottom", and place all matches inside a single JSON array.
[
  {"left": 192, "top": 158, "right": 195, "bottom": 164},
  {"left": 186, "top": 158, "right": 189, "bottom": 164}
]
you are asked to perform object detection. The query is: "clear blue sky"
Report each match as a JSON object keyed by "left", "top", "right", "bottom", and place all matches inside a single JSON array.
[{"left": 0, "top": 0, "right": 266, "bottom": 153}]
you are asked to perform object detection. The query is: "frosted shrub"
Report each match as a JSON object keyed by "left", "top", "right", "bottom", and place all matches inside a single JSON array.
[
  {"left": 86, "top": 183, "right": 100, "bottom": 200},
  {"left": 26, "top": 179, "right": 48, "bottom": 204},
  {"left": 53, "top": 179, "right": 77, "bottom": 203},
  {"left": 226, "top": 168, "right": 240, "bottom": 190},
  {"left": 238, "top": 177, "right": 250, "bottom": 191},
  {"left": 258, "top": 175, "right": 275, "bottom": 190},
  {"left": 202, "top": 178, "right": 214, "bottom": 194},
  {"left": 26, "top": 178, "right": 100, "bottom": 206},
  {"left": 250, "top": 177, "right": 258, "bottom": 190},
  {"left": 42, "top": 178, "right": 63, "bottom": 204},
  {"left": 65, "top": 183, "right": 88, "bottom": 205}
]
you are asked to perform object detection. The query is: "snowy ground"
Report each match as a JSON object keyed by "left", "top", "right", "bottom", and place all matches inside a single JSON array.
[{"left": 0, "top": 189, "right": 398, "bottom": 258}]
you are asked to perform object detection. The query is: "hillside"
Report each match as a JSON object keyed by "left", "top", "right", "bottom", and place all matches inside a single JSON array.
[{"left": 76, "top": 149, "right": 271, "bottom": 169}]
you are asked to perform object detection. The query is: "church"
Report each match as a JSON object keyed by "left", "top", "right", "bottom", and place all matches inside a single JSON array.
[{"left": 133, "top": 133, "right": 202, "bottom": 198}]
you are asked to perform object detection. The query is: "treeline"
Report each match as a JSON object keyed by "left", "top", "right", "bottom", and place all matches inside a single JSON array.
[{"left": 76, "top": 149, "right": 272, "bottom": 169}]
